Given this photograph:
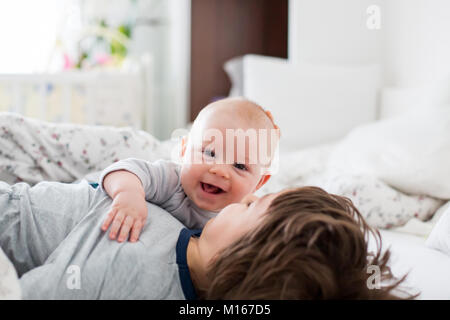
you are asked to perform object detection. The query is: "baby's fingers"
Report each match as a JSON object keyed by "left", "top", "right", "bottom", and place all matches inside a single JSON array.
[
  {"left": 108, "top": 212, "right": 125, "bottom": 240},
  {"left": 129, "top": 219, "right": 145, "bottom": 242},
  {"left": 101, "top": 208, "right": 117, "bottom": 231},
  {"left": 117, "top": 216, "right": 134, "bottom": 242}
]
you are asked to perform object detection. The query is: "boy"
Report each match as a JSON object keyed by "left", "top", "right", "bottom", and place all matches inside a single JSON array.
[{"left": 99, "top": 97, "right": 280, "bottom": 242}]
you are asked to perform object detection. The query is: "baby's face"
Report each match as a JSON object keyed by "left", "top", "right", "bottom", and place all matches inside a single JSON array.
[{"left": 179, "top": 108, "right": 277, "bottom": 212}]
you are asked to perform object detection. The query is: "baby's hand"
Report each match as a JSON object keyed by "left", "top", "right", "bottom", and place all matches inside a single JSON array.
[{"left": 101, "top": 191, "right": 148, "bottom": 242}]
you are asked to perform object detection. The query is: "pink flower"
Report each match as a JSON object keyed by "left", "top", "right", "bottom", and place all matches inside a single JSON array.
[
  {"left": 95, "top": 53, "right": 112, "bottom": 65},
  {"left": 63, "top": 54, "right": 75, "bottom": 70}
]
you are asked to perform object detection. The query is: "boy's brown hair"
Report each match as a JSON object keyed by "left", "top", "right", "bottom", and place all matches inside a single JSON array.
[{"left": 204, "top": 186, "right": 415, "bottom": 299}]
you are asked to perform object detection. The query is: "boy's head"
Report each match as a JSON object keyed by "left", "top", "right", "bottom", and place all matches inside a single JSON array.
[
  {"left": 204, "top": 186, "right": 413, "bottom": 299},
  {"left": 179, "top": 97, "right": 280, "bottom": 212}
]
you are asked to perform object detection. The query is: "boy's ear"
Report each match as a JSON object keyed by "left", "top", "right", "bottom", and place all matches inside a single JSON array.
[
  {"left": 254, "top": 174, "right": 271, "bottom": 191},
  {"left": 180, "top": 135, "right": 188, "bottom": 157}
]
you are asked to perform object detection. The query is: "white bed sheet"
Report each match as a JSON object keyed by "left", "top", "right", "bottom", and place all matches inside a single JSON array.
[
  {"left": 260, "top": 143, "right": 450, "bottom": 299},
  {"left": 376, "top": 230, "right": 450, "bottom": 299}
]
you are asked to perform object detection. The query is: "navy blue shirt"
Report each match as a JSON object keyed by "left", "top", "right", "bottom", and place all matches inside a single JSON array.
[{"left": 176, "top": 228, "right": 202, "bottom": 300}]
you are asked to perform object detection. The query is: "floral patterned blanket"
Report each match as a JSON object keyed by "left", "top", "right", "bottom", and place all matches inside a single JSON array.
[
  {"left": 0, "top": 112, "right": 174, "bottom": 185},
  {"left": 257, "top": 144, "right": 444, "bottom": 231}
]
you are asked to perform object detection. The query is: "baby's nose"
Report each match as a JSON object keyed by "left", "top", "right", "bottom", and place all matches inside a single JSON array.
[{"left": 209, "top": 165, "right": 230, "bottom": 179}]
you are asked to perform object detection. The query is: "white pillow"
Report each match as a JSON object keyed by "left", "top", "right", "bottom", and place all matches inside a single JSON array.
[
  {"left": 0, "top": 247, "right": 21, "bottom": 299},
  {"left": 242, "top": 54, "right": 381, "bottom": 151},
  {"left": 328, "top": 106, "right": 450, "bottom": 199},
  {"left": 224, "top": 56, "right": 244, "bottom": 97},
  {"left": 380, "top": 81, "right": 450, "bottom": 120},
  {"left": 426, "top": 202, "right": 450, "bottom": 257}
]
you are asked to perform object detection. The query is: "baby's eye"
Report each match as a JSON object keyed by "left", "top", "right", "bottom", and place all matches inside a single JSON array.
[
  {"left": 234, "top": 163, "right": 247, "bottom": 171},
  {"left": 203, "top": 148, "right": 215, "bottom": 158},
  {"left": 246, "top": 200, "right": 253, "bottom": 207}
]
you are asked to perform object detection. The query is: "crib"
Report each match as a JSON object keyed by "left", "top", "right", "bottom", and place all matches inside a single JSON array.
[{"left": 0, "top": 55, "right": 154, "bottom": 133}]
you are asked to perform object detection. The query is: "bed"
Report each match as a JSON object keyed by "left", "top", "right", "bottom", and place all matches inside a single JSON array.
[
  {"left": 1, "top": 111, "right": 450, "bottom": 300},
  {"left": 238, "top": 54, "right": 450, "bottom": 300},
  {"left": 255, "top": 142, "right": 450, "bottom": 300},
  {"left": 1, "top": 54, "right": 450, "bottom": 299}
]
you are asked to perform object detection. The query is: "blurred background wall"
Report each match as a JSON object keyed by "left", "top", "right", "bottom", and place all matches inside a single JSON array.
[
  {"left": 0, "top": 0, "right": 448, "bottom": 139},
  {"left": 289, "top": 0, "right": 450, "bottom": 116}
]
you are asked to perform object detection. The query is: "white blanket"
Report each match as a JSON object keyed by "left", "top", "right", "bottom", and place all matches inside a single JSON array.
[
  {"left": 257, "top": 144, "right": 443, "bottom": 230},
  {"left": 328, "top": 106, "right": 450, "bottom": 199}
]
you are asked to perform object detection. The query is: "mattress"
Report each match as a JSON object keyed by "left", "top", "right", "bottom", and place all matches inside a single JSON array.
[{"left": 377, "top": 230, "right": 450, "bottom": 299}]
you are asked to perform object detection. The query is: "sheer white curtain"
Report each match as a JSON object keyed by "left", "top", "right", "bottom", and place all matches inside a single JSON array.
[
  {"left": 0, "top": 0, "right": 78, "bottom": 73},
  {"left": 0, "top": 0, "right": 191, "bottom": 139}
]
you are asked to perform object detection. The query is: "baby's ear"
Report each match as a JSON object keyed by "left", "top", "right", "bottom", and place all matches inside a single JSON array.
[
  {"left": 265, "top": 110, "right": 281, "bottom": 138},
  {"left": 254, "top": 175, "right": 271, "bottom": 191},
  {"left": 180, "top": 135, "right": 188, "bottom": 157}
]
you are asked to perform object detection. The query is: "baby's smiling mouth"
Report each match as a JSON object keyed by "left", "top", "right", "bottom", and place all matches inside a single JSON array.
[{"left": 201, "top": 182, "right": 225, "bottom": 194}]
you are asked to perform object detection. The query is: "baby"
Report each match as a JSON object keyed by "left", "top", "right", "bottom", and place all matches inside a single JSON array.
[{"left": 99, "top": 97, "right": 280, "bottom": 242}]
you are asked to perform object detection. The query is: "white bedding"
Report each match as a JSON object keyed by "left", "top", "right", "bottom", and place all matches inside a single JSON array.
[
  {"left": 376, "top": 230, "right": 450, "bottom": 299},
  {"left": 257, "top": 144, "right": 450, "bottom": 299},
  {"left": 0, "top": 112, "right": 449, "bottom": 299},
  {"left": 257, "top": 144, "right": 443, "bottom": 230},
  {"left": 329, "top": 106, "right": 450, "bottom": 199}
]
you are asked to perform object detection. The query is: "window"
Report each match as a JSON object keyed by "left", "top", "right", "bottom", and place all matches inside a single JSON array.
[{"left": 0, "top": 0, "right": 78, "bottom": 73}]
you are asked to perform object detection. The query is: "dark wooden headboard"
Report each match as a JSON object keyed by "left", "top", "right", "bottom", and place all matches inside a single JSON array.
[{"left": 190, "top": 0, "right": 288, "bottom": 121}]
